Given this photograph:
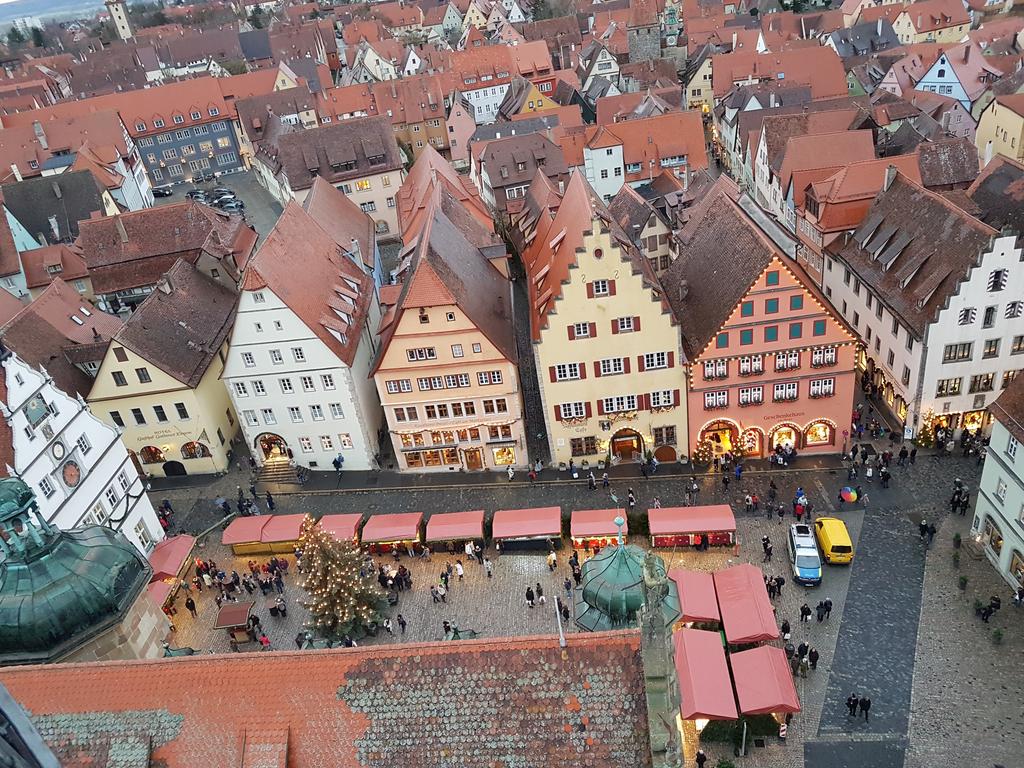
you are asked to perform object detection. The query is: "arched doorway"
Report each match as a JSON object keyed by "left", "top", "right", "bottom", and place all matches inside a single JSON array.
[
  {"left": 768, "top": 423, "right": 801, "bottom": 451},
  {"left": 610, "top": 428, "right": 644, "bottom": 461},
  {"left": 653, "top": 444, "right": 677, "bottom": 462},
  {"left": 255, "top": 433, "right": 288, "bottom": 460},
  {"left": 982, "top": 516, "right": 1004, "bottom": 559},
  {"left": 803, "top": 420, "right": 836, "bottom": 448},
  {"left": 163, "top": 460, "right": 186, "bottom": 476},
  {"left": 181, "top": 441, "right": 212, "bottom": 459},
  {"left": 738, "top": 427, "right": 764, "bottom": 457},
  {"left": 140, "top": 445, "right": 166, "bottom": 465},
  {"left": 699, "top": 419, "right": 739, "bottom": 456}
]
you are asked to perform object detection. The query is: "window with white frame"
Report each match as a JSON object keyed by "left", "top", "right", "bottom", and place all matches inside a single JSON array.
[
  {"left": 242, "top": 352, "right": 255, "bottom": 367},
  {"left": 600, "top": 357, "right": 625, "bottom": 375},
  {"left": 330, "top": 403, "right": 345, "bottom": 419},
  {"left": 554, "top": 363, "right": 581, "bottom": 381},
  {"left": 452, "top": 344, "right": 463, "bottom": 358},
  {"left": 280, "top": 378, "right": 294, "bottom": 394},
  {"left": 559, "top": 402, "right": 586, "bottom": 419},
  {"left": 117, "top": 471, "right": 130, "bottom": 492},
  {"left": 775, "top": 351, "right": 800, "bottom": 370},
  {"left": 592, "top": 279, "right": 610, "bottom": 296},
  {"left": 243, "top": 410, "right": 259, "bottom": 426},
  {"left": 253, "top": 380, "right": 266, "bottom": 396},
  {"left": 773, "top": 382, "right": 799, "bottom": 401},
  {"left": 650, "top": 390, "right": 674, "bottom": 408},
  {"left": 339, "top": 433, "right": 354, "bottom": 449},
  {"left": 292, "top": 347, "right": 306, "bottom": 362},
  {"left": 310, "top": 405, "right": 325, "bottom": 421},
  {"left": 270, "top": 349, "right": 284, "bottom": 365},
  {"left": 995, "top": 478, "right": 1008, "bottom": 502},
  {"left": 738, "top": 386, "right": 763, "bottom": 405},
  {"left": 573, "top": 322, "right": 591, "bottom": 338},
  {"left": 603, "top": 394, "right": 638, "bottom": 413},
  {"left": 87, "top": 501, "right": 108, "bottom": 526},
  {"left": 299, "top": 437, "right": 314, "bottom": 453},
  {"left": 811, "top": 347, "right": 837, "bottom": 366},
  {"left": 261, "top": 408, "right": 276, "bottom": 425},
  {"left": 703, "top": 359, "right": 727, "bottom": 379},
  {"left": 76, "top": 434, "right": 92, "bottom": 454},
  {"left": 1008, "top": 435, "right": 1019, "bottom": 461},
  {"left": 134, "top": 521, "right": 154, "bottom": 550},
  {"left": 288, "top": 407, "right": 303, "bottom": 422},
  {"left": 704, "top": 390, "right": 728, "bottom": 409},
  {"left": 39, "top": 477, "right": 55, "bottom": 498},
  {"left": 809, "top": 378, "right": 835, "bottom": 397},
  {"left": 321, "top": 374, "right": 335, "bottom": 390},
  {"left": 616, "top": 317, "right": 635, "bottom": 332},
  {"left": 644, "top": 352, "right": 668, "bottom": 370},
  {"left": 301, "top": 376, "right": 315, "bottom": 392},
  {"left": 320, "top": 435, "right": 334, "bottom": 451},
  {"left": 104, "top": 486, "right": 118, "bottom": 508},
  {"left": 386, "top": 379, "right": 412, "bottom": 394},
  {"left": 738, "top": 355, "right": 764, "bottom": 374},
  {"left": 406, "top": 347, "right": 437, "bottom": 361},
  {"left": 233, "top": 382, "right": 249, "bottom": 397},
  {"left": 478, "top": 370, "right": 503, "bottom": 385}
]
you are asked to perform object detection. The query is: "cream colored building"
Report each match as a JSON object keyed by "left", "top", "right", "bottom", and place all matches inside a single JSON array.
[
  {"left": 518, "top": 171, "right": 687, "bottom": 466},
  {"left": 977, "top": 95, "right": 1024, "bottom": 168},
  {"left": 88, "top": 260, "right": 240, "bottom": 477},
  {"left": 893, "top": 0, "right": 969, "bottom": 44}
]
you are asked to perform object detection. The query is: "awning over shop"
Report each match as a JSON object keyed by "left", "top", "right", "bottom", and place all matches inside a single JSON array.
[
  {"left": 318, "top": 513, "right": 363, "bottom": 541},
  {"left": 147, "top": 534, "right": 196, "bottom": 582},
  {"left": 260, "top": 513, "right": 307, "bottom": 544},
  {"left": 648, "top": 505, "right": 736, "bottom": 535},
  {"left": 147, "top": 580, "right": 173, "bottom": 606},
  {"left": 570, "top": 508, "right": 626, "bottom": 539},
  {"left": 714, "top": 564, "right": 780, "bottom": 644},
  {"left": 361, "top": 512, "right": 423, "bottom": 544},
  {"left": 491, "top": 507, "right": 562, "bottom": 540},
  {"left": 668, "top": 568, "right": 720, "bottom": 624},
  {"left": 221, "top": 517, "right": 269, "bottom": 546},
  {"left": 425, "top": 510, "right": 484, "bottom": 542},
  {"left": 672, "top": 628, "right": 738, "bottom": 721},
  {"left": 730, "top": 646, "right": 802, "bottom": 715}
]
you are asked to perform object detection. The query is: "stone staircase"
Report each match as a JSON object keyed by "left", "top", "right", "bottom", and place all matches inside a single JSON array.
[{"left": 257, "top": 458, "right": 300, "bottom": 486}]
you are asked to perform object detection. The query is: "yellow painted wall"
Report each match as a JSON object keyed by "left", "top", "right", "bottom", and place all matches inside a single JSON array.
[
  {"left": 685, "top": 56, "right": 713, "bottom": 112},
  {"left": 976, "top": 100, "right": 1024, "bottom": 167},
  {"left": 88, "top": 341, "right": 238, "bottom": 476},
  {"left": 534, "top": 220, "right": 688, "bottom": 465}
]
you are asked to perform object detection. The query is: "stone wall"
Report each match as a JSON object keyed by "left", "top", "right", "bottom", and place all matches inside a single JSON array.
[
  {"left": 628, "top": 26, "right": 661, "bottom": 64},
  {"left": 60, "top": 594, "right": 169, "bottom": 663}
]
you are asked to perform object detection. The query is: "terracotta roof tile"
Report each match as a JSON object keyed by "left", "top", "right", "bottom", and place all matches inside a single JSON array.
[
  {"left": 899, "top": 0, "right": 969, "bottom": 33},
  {"left": 21, "top": 243, "right": 90, "bottom": 290},
  {"left": 0, "top": 632, "right": 650, "bottom": 768},
  {"left": 967, "top": 154, "right": 1024, "bottom": 233},
  {"left": 711, "top": 47, "right": 848, "bottom": 99}
]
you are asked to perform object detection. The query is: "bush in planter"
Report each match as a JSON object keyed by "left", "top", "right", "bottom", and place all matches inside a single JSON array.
[
  {"left": 973, "top": 598, "right": 984, "bottom": 613},
  {"left": 993, "top": 628, "right": 1004, "bottom": 645},
  {"left": 953, "top": 532, "right": 962, "bottom": 549},
  {"left": 716, "top": 760, "right": 737, "bottom": 768},
  {"left": 952, "top": 551, "right": 960, "bottom": 568},
  {"left": 958, "top": 575, "right": 968, "bottom": 590}
]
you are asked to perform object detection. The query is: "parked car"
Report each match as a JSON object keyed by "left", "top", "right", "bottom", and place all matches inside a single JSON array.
[
  {"left": 152, "top": 186, "right": 173, "bottom": 198},
  {"left": 212, "top": 192, "right": 237, "bottom": 203},
  {"left": 185, "top": 189, "right": 205, "bottom": 199},
  {"left": 219, "top": 200, "right": 245, "bottom": 212},
  {"left": 814, "top": 518, "right": 854, "bottom": 564},
  {"left": 193, "top": 171, "right": 216, "bottom": 184},
  {"left": 211, "top": 187, "right": 233, "bottom": 196},
  {"left": 788, "top": 523, "right": 822, "bottom": 586}
]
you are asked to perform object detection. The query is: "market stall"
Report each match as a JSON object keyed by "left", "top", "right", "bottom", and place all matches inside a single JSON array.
[
  {"left": 213, "top": 601, "right": 255, "bottom": 645},
  {"left": 221, "top": 517, "right": 270, "bottom": 556},
  {"left": 570, "top": 508, "right": 626, "bottom": 550},
  {"left": 361, "top": 512, "right": 423, "bottom": 555},
  {"left": 668, "top": 568, "right": 720, "bottom": 630},
  {"left": 491, "top": 506, "right": 563, "bottom": 551},
  {"left": 648, "top": 505, "right": 736, "bottom": 548},
  {"left": 259, "top": 513, "right": 307, "bottom": 553},
  {"left": 714, "top": 564, "right": 780, "bottom": 645},
  {"left": 425, "top": 510, "right": 484, "bottom": 554},
  {"left": 148, "top": 534, "right": 196, "bottom": 582},
  {"left": 672, "top": 628, "right": 738, "bottom": 721},
  {"left": 730, "top": 645, "right": 801, "bottom": 716},
  {"left": 147, "top": 580, "right": 174, "bottom": 608},
  {"left": 318, "top": 513, "right": 363, "bottom": 543}
]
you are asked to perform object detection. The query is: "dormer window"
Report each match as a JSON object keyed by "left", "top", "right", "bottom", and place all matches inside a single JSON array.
[
  {"left": 173, "top": 114, "right": 184, "bottom": 124},
  {"left": 190, "top": 110, "right": 201, "bottom": 120},
  {"left": 209, "top": 107, "right": 220, "bottom": 116},
  {"left": 153, "top": 119, "right": 165, "bottom": 128},
  {"left": 136, "top": 122, "right": 146, "bottom": 131}
]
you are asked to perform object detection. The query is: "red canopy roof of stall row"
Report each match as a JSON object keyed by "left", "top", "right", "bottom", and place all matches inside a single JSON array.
[
  {"left": 648, "top": 505, "right": 736, "bottom": 535},
  {"left": 714, "top": 564, "right": 780, "bottom": 644},
  {"left": 425, "top": 510, "right": 484, "bottom": 542},
  {"left": 147, "top": 534, "right": 196, "bottom": 582},
  {"left": 318, "top": 513, "right": 364, "bottom": 541},
  {"left": 673, "top": 628, "right": 738, "bottom": 720},
  {"left": 570, "top": 508, "right": 627, "bottom": 538},
  {"left": 668, "top": 568, "right": 720, "bottom": 624},
  {"left": 361, "top": 512, "right": 423, "bottom": 544},
  {"left": 222, "top": 514, "right": 365, "bottom": 546},
  {"left": 730, "top": 646, "right": 801, "bottom": 715},
  {"left": 492, "top": 507, "right": 562, "bottom": 540}
]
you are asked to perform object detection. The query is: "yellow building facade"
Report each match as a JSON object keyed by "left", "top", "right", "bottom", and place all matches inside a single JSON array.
[{"left": 976, "top": 96, "right": 1024, "bottom": 168}]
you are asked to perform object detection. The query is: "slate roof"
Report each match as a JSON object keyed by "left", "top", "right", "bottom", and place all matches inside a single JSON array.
[
  {"left": 1, "top": 170, "right": 106, "bottom": 245},
  {"left": 828, "top": 18, "right": 901, "bottom": 58},
  {"left": 608, "top": 184, "right": 657, "bottom": 238},
  {"left": 915, "top": 137, "right": 979, "bottom": 189},
  {"left": 966, "top": 155, "right": 1024, "bottom": 234},
  {"left": 113, "top": 260, "right": 236, "bottom": 388},
  {"left": 991, "top": 371, "right": 1024, "bottom": 446},
  {"left": 238, "top": 29, "right": 272, "bottom": 61},
  {"left": 481, "top": 132, "right": 569, "bottom": 190},
  {"left": 302, "top": 176, "right": 376, "bottom": 272},
  {"left": 829, "top": 172, "right": 997, "bottom": 338},
  {"left": 0, "top": 632, "right": 650, "bottom": 768},
  {"left": 243, "top": 198, "right": 373, "bottom": 368}
]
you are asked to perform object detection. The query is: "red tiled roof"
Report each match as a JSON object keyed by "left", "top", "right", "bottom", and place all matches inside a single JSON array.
[
  {"left": 20, "top": 243, "right": 90, "bottom": 290},
  {"left": 0, "top": 632, "right": 650, "bottom": 767},
  {"left": 711, "top": 47, "right": 848, "bottom": 99},
  {"left": 899, "top": 0, "right": 969, "bottom": 33}
]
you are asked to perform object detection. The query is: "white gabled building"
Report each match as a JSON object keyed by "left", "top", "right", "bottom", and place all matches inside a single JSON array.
[
  {"left": 0, "top": 280, "right": 162, "bottom": 557},
  {"left": 223, "top": 180, "right": 383, "bottom": 472}
]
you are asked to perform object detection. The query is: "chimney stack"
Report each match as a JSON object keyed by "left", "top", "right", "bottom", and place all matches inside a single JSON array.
[
  {"left": 115, "top": 217, "right": 129, "bottom": 244},
  {"left": 32, "top": 121, "right": 48, "bottom": 150},
  {"left": 883, "top": 164, "right": 898, "bottom": 191},
  {"left": 9, "top": 164, "right": 21, "bottom": 183},
  {"left": 877, "top": 18, "right": 882, "bottom": 36},
  {"left": 678, "top": 280, "right": 689, "bottom": 300}
]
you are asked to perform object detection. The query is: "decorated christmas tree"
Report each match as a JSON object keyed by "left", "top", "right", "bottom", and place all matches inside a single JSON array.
[
  {"left": 692, "top": 438, "right": 715, "bottom": 466},
  {"left": 297, "top": 515, "right": 386, "bottom": 636},
  {"left": 915, "top": 410, "right": 936, "bottom": 448}
]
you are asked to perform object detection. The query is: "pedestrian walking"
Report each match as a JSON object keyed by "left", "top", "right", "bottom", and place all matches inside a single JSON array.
[
  {"left": 859, "top": 696, "right": 871, "bottom": 722},
  {"left": 455, "top": 561, "right": 465, "bottom": 581},
  {"left": 602, "top": 472, "right": 609, "bottom": 489},
  {"left": 774, "top": 575, "right": 785, "bottom": 596},
  {"left": 816, "top": 601, "right": 825, "bottom": 622},
  {"left": 780, "top": 619, "right": 791, "bottom": 639},
  {"left": 526, "top": 586, "right": 535, "bottom": 608},
  {"left": 910, "top": 447, "right": 917, "bottom": 464},
  {"left": 823, "top": 598, "right": 833, "bottom": 619},
  {"left": 790, "top": 654, "right": 800, "bottom": 675},
  {"left": 797, "top": 641, "right": 808, "bottom": 659},
  {"left": 627, "top": 489, "right": 636, "bottom": 511},
  {"left": 959, "top": 495, "right": 969, "bottom": 516},
  {"left": 259, "top": 633, "right": 271, "bottom": 651},
  {"left": 745, "top": 494, "right": 753, "bottom": 514},
  {"left": 652, "top": 495, "right": 662, "bottom": 509},
  {"left": 564, "top": 577, "right": 573, "bottom": 596},
  {"left": 695, "top": 749, "right": 707, "bottom": 768},
  {"left": 383, "top": 618, "right": 394, "bottom": 635},
  {"left": 777, "top": 505, "right": 784, "bottom": 524},
  {"left": 484, "top": 558, "right": 493, "bottom": 578},
  {"left": 437, "top": 583, "right": 447, "bottom": 602},
  {"left": 588, "top": 472, "right": 597, "bottom": 490},
  {"left": 722, "top": 474, "right": 730, "bottom": 490},
  {"left": 265, "top": 491, "right": 275, "bottom": 512},
  {"left": 799, "top": 656, "right": 809, "bottom": 678},
  {"left": 808, "top": 647, "right": 819, "bottom": 670},
  {"left": 431, "top": 585, "right": 440, "bottom": 603},
  {"left": 507, "top": 465, "right": 515, "bottom": 482},
  {"left": 735, "top": 463, "right": 743, "bottom": 481},
  {"left": 185, "top": 596, "right": 197, "bottom": 617},
  {"left": 572, "top": 564, "right": 582, "bottom": 586},
  {"left": 762, "top": 535, "right": 771, "bottom": 552},
  {"left": 397, "top": 614, "right": 407, "bottom": 634},
  {"left": 846, "top": 694, "right": 859, "bottom": 716},
  {"left": 536, "top": 583, "right": 546, "bottom": 605},
  {"left": 764, "top": 543, "right": 773, "bottom": 562},
  {"left": 800, "top": 603, "right": 812, "bottom": 622}
]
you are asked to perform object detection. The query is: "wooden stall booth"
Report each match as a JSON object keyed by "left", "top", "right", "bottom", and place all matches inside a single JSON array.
[
  {"left": 213, "top": 601, "right": 256, "bottom": 645},
  {"left": 648, "top": 505, "right": 736, "bottom": 549},
  {"left": 668, "top": 568, "right": 721, "bottom": 632},
  {"left": 258, "top": 513, "right": 307, "bottom": 554},
  {"left": 318, "top": 513, "right": 364, "bottom": 543},
  {"left": 361, "top": 512, "right": 423, "bottom": 555},
  {"left": 714, "top": 564, "right": 780, "bottom": 646},
  {"left": 221, "top": 517, "right": 270, "bottom": 556},
  {"left": 491, "top": 506, "right": 563, "bottom": 552},
  {"left": 570, "top": 508, "right": 626, "bottom": 551},
  {"left": 425, "top": 510, "right": 484, "bottom": 555}
]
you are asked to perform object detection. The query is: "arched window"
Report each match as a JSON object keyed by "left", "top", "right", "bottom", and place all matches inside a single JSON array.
[
  {"left": 140, "top": 446, "right": 165, "bottom": 464},
  {"left": 181, "top": 442, "right": 212, "bottom": 460}
]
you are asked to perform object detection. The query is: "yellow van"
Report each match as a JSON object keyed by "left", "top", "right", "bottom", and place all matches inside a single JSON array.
[{"left": 814, "top": 517, "right": 854, "bottom": 564}]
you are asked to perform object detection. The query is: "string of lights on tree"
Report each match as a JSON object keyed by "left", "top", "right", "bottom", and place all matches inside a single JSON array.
[{"left": 297, "top": 515, "right": 386, "bottom": 636}]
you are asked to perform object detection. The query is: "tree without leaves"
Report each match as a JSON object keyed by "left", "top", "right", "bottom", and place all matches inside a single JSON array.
[
  {"left": 298, "top": 515, "right": 387, "bottom": 637},
  {"left": 6, "top": 27, "right": 25, "bottom": 46},
  {"left": 30, "top": 27, "right": 46, "bottom": 48}
]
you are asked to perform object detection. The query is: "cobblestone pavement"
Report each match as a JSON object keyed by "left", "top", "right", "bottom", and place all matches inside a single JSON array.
[{"left": 152, "top": 446, "right": 1012, "bottom": 768}]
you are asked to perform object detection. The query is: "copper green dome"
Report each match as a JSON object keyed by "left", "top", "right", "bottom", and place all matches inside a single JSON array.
[
  {"left": 573, "top": 542, "right": 680, "bottom": 632},
  {"left": 0, "top": 477, "right": 152, "bottom": 665}
]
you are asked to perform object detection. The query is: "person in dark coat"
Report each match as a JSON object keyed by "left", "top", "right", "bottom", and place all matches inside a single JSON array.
[
  {"left": 846, "top": 693, "right": 859, "bottom": 716},
  {"left": 184, "top": 596, "right": 197, "bottom": 617},
  {"left": 266, "top": 492, "right": 275, "bottom": 512},
  {"left": 808, "top": 647, "right": 819, "bottom": 670},
  {"left": 796, "top": 641, "right": 809, "bottom": 659},
  {"left": 859, "top": 696, "right": 871, "bottom": 722},
  {"left": 526, "top": 586, "right": 535, "bottom": 608}
]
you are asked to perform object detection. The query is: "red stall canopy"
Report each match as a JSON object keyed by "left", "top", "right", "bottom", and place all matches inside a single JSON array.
[
  {"left": 570, "top": 509, "right": 627, "bottom": 539},
  {"left": 425, "top": 511, "right": 484, "bottom": 542},
  {"left": 319, "top": 513, "right": 363, "bottom": 541},
  {"left": 221, "top": 517, "right": 269, "bottom": 546},
  {"left": 147, "top": 580, "right": 173, "bottom": 606},
  {"left": 672, "top": 628, "right": 738, "bottom": 721},
  {"left": 147, "top": 534, "right": 196, "bottom": 582},
  {"left": 668, "top": 568, "right": 720, "bottom": 624},
  {"left": 714, "top": 564, "right": 780, "bottom": 644},
  {"left": 260, "top": 513, "right": 307, "bottom": 544},
  {"left": 649, "top": 505, "right": 736, "bottom": 535},
  {"left": 730, "top": 646, "right": 802, "bottom": 715},
  {"left": 361, "top": 512, "right": 423, "bottom": 543},
  {"left": 491, "top": 507, "right": 561, "bottom": 540}
]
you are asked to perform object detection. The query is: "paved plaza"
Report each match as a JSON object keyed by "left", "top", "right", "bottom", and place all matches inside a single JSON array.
[{"left": 155, "top": 445, "right": 1023, "bottom": 768}]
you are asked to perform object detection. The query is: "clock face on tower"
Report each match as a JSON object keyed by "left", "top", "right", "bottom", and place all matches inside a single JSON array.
[
  {"left": 52, "top": 441, "right": 66, "bottom": 461},
  {"left": 61, "top": 460, "right": 82, "bottom": 488}
]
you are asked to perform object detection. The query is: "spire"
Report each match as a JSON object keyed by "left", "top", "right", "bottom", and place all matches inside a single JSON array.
[{"left": 614, "top": 515, "right": 625, "bottom": 548}]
